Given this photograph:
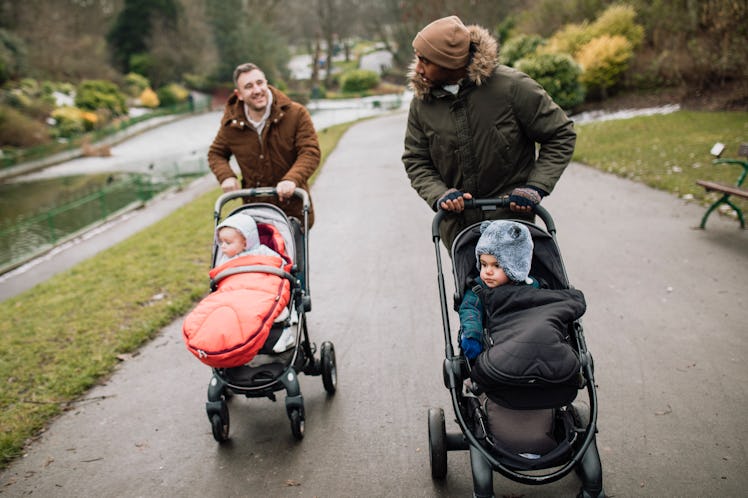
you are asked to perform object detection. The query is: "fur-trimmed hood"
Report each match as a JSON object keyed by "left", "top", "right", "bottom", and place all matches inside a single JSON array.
[{"left": 408, "top": 24, "right": 499, "bottom": 100}]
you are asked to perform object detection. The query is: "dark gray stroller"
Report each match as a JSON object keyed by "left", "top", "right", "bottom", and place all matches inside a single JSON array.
[
  {"left": 427, "top": 197, "right": 604, "bottom": 497},
  {"left": 204, "top": 188, "right": 337, "bottom": 442}
]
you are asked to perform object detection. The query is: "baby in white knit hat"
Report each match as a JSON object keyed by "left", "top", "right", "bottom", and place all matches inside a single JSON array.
[{"left": 216, "top": 212, "right": 281, "bottom": 261}]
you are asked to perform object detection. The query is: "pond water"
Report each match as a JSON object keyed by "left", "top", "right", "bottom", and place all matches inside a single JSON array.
[{"left": 0, "top": 172, "right": 181, "bottom": 270}]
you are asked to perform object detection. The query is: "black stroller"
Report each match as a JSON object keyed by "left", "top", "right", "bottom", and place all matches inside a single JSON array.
[
  {"left": 427, "top": 198, "right": 604, "bottom": 497},
  {"left": 204, "top": 188, "right": 337, "bottom": 442}
]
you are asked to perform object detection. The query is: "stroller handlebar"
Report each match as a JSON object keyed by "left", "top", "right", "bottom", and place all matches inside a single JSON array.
[
  {"left": 431, "top": 197, "right": 555, "bottom": 239},
  {"left": 213, "top": 187, "right": 310, "bottom": 220}
]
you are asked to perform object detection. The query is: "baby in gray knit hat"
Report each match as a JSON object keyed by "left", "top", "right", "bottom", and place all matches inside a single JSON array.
[{"left": 458, "top": 220, "right": 535, "bottom": 359}]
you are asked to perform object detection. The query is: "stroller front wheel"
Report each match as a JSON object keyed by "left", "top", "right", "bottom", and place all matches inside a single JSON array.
[
  {"left": 290, "top": 408, "right": 305, "bottom": 440},
  {"left": 428, "top": 407, "right": 448, "bottom": 479},
  {"left": 210, "top": 412, "right": 229, "bottom": 442}
]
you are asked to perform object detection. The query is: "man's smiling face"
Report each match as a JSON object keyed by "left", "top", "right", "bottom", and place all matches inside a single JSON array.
[{"left": 235, "top": 68, "right": 269, "bottom": 113}]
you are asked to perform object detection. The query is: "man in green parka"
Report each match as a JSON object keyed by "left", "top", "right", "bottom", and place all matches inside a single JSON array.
[{"left": 402, "top": 16, "right": 576, "bottom": 249}]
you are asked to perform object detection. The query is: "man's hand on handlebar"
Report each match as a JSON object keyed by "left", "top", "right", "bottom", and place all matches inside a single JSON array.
[
  {"left": 438, "top": 189, "right": 473, "bottom": 213},
  {"left": 508, "top": 186, "right": 544, "bottom": 214},
  {"left": 276, "top": 180, "right": 296, "bottom": 201},
  {"left": 220, "top": 177, "right": 240, "bottom": 193}
]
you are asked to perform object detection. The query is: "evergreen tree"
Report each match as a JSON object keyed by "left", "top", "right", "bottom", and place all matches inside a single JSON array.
[{"left": 107, "top": 0, "right": 180, "bottom": 74}]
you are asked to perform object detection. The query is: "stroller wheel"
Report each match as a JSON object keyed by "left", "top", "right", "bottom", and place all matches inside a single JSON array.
[
  {"left": 321, "top": 341, "right": 337, "bottom": 394},
  {"left": 210, "top": 412, "right": 229, "bottom": 443},
  {"left": 290, "top": 409, "right": 305, "bottom": 440},
  {"left": 428, "top": 407, "right": 448, "bottom": 479}
]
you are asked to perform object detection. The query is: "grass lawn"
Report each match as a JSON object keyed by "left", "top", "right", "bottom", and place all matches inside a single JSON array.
[
  {"left": 573, "top": 110, "right": 748, "bottom": 217},
  {"left": 0, "top": 110, "right": 746, "bottom": 469}
]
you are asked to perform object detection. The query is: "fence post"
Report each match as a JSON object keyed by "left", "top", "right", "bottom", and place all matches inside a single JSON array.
[
  {"left": 98, "top": 189, "right": 107, "bottom": 218},
  {"left": 46, "top": 211, "right": 57, "bottom": 244}
]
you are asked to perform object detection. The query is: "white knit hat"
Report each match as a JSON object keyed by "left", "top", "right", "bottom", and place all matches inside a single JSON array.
[
  {"left": 475, "top": 220, "right": 534, "bottom": 282},
  {"left": 216, "top": 212, "right": 260, "bottom": 252}
]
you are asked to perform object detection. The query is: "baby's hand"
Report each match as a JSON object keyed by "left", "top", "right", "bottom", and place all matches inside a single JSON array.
[{"left": 460, "top": 338, "right": 482, "bottom": 360}]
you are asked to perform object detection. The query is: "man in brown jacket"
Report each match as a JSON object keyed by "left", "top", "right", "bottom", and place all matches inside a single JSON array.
[{"left": 208, "top": 62, "right": 321, "bottom": 227}]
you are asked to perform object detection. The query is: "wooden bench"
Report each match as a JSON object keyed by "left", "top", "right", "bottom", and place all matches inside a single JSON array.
[{"left": 696, "top": 143, "right": 748, "bottom": 229}]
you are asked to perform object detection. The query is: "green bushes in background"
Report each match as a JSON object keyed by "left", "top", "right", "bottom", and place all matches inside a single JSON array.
[
  {"left": 75, "top": 80, "right": 127, "bottom": 116},
  {"left": 504, "top": 3, "right": 645, "bottom": 107},
  {"left": 156, "top": 82, "right": 189, "bottom": 108},
  {"left": 515, "top": 53, "right": 585, "bottom": 110},
  {"left": 500, "top": 34, "right": 545, "bottom": 67},
  {"left": 340, "top": 69, "right": 379, "bottom": 94}
]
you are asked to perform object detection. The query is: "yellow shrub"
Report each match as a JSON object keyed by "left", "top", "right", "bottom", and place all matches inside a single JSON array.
[
  {"left": 50, "top": 106, "right": 85, "bottom": 137},
  {"left": 576, "top": 34, "right": 633, "bottom": 92},
  {"left": 590, "top": 4, "right": 644, "bottom": 50},
  {"left": 542, "top": 4, "right": 644, "bottom": 57},
  {"left": 81, "top": 111, "right": 98, "bottom": 131},
  {"left": 543, "top": 22, "right": 593, "bottom": 56},
  {"left": 139, "top": 87, "right": 160, "bottom": 108}
]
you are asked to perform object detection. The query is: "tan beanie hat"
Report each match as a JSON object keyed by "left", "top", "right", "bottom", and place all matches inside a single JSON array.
[{"left": 412, "top": 16, "right": 470, "bottom": 70}]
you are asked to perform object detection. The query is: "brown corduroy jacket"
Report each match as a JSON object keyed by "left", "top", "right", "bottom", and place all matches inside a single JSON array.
[{"left": 208, "top": 86, "right": 320, "bottom": 226}]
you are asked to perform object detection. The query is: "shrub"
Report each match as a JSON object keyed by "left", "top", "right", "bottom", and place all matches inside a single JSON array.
[
  {"left": 576, "top": 34, "right": 633, "bottom": 96},
  {"left": 0, "top": 104, "right": 50, "bottom": 147},
  {"left": 75, "top": 80, "right": 127, "bottom": 116},
  {"left": 2, "top": 79, "right": 55, "bottom": 119},
  {"left": 590, "top": 4, "right": 644, "bottom": 50},
  {"left": 156, "top": 83, "right": 189, "bottom": 108},
  {"left": 340, "top": 69, "right": 380, "bottom": 93},
  {"left": 124, "top": 72, "right": 150, "bottom": 98},
  {"left": 138, "top": 87, "right": 159, "bottom": 108},
  {"left": 500, "top": 34, "right": 545, "bottom": 67},
  {"left": 182, "top": 72, "right": 215, "bottom": 92},
  {"left": 543, "top": 22, "right": 593, "bottom": 56},
  {"left": 129, "top": 54, "right": 154, "bottom": 81},
  {"left": 50, "top": 106, "right": 86, "bottom": 138},
  {"left": 542, "top": 4, "right": 644, "bottom": 57},
  {"left": 515, "top": 53, "right": 585, "bottom": 110}
]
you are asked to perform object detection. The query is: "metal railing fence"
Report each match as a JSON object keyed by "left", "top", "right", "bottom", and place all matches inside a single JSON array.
[{"left": 0, "top": 158, "right": 210, "bottom": 273}]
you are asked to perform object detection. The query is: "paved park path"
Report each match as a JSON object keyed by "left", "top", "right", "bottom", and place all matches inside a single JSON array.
[{"left": 1, "top": 110, "right": 747, "bottom": 497}]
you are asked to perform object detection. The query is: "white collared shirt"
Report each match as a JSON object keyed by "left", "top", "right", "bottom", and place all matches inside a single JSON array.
[
  {"left": 244, "top": 89, "right": 273, "bottom": 136},
  {"left": 442, "top": 83, "right": 460, "bottom": 95}
]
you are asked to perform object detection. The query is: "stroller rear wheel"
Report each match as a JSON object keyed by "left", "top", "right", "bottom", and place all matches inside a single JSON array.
[
  {"left": 428, "top": 407, "right": 448, "bottom": 479},
  {"left": 321, "top": 341, "right": 337, "bottom": 394}
]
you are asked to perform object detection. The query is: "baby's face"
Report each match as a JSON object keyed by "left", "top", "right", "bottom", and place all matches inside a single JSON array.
[
  {"left": 479, "top": 254, "right": 510, "bottom": 288},
  {"left": 218, "top": 227, "right": 246, "bottom": 257}
]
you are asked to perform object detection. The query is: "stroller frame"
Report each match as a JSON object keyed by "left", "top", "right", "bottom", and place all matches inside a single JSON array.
[
  {"left": 428, "top": 198, "right": 604, "bottom": 498},
  {"left": 204, "top": 188, "right": 337, "bottom": 443}
]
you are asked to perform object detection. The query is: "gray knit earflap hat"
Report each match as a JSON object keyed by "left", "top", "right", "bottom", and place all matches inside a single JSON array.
[
  {"left": 216, "top": 212, "right": 260, "bottom": 252},
  {"left": 475, "top": 220, "right": 534, "bottom": 282}
]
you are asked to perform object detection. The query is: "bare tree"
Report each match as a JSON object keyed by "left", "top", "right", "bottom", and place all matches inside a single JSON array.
[
  {"left": 9, "top": 0, "right": 122, "bottom": 81},
  {"left": 313, "top": 0, "right": 363, "bottom": 88}
]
